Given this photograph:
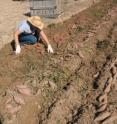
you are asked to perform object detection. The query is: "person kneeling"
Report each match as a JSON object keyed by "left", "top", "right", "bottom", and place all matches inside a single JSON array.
[{"left": 14, "top": 16, "right": 54, "bottom": 54}]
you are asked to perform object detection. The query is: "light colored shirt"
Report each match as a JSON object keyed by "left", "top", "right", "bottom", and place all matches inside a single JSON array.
[{"left": 17, "top": 20, "right": 32, "bottom": 33}]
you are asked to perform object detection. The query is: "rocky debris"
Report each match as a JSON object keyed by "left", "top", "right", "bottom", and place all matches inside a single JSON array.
[
  {"left": 16, "top": 85, "right": 32, "bottom": 96},
  {"left": 78, "top": 50, "right": 85, "bottom": 59},
  {"left": 101, "top": 113, "right": 117, "bottom": 124},
  {"left": 48, "top": 81, "right": 57, "bottom": 90},
  {"left": 97, "top": 104, "right": 107, "bottom": 113},
  {"left": 38, "top": 84, "right": 82, "bottom": 124},
  {"left": 94, "top": 111, "right": 111, "bottom": 122},
  {"left": 104, "top": 77, "right": 113, "bottom": 93},
  {"left": 1, "top": 82, "right": 42, "bottom": 124},
  {"left": 98, "top": 94, "right": 108, "bottom": 104},
  {"left": 3, "top": 94, "right": 22, "bottom": 124},
  {"left": 0, "top": 77, "right": 58, "bottom": 124},
  {"left": 13, "top": 94, "right": 25, "bottom": 105},
  {"left": 93, "top": 72, "right": 100, "bottom": 78},
  {"left": 94, "top": 56, "right": 117, "bottom": 124}
]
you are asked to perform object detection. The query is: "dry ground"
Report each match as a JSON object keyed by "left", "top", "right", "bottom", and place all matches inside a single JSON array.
[
  {"left": 0, "top": 0, "right": 29, "bottom": 49},
  {"left": 0, "top": 0, "right": 117, "bottom": 124}
]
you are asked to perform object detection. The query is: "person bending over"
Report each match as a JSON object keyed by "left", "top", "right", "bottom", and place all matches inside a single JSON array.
[{"left": 14, "top": 16, "right": 53, "bottom": 54}]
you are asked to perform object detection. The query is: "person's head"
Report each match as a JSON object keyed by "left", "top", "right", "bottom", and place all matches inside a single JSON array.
[{"left": 27, "top": 16, "right": 44, "bottom": 30}]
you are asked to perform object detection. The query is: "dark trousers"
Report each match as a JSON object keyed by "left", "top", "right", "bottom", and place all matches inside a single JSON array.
[{"left": 19, "top": 32, "right": 40, "bottom": 45}]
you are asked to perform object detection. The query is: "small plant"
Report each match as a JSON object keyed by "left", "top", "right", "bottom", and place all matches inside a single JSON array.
[
  {"left": 96, "top": 39, "right": 110, "bottom": 50},
  {"left": 48, "top": 23, "right": 56, "bottom": 29},
  {"left": 84, "top": 46, "right": 93, "bottom": 53},
  {"left": 90, "top": 59, "right": 97, "bottom": 66},
  {"left": 76, "top": 26, "right": 83, "bottom": 33},
  {"left": 76, "top": 77, "right": 88, "bottom": 91},
  {"left": 45, "top": 88, "right": 54, "bottom": 99},
  {"left": 47, "top": 67, "right": 70, "bottom": 89},
  {"left": 91, "top": 8, "right": 105, "bottom": 19}
]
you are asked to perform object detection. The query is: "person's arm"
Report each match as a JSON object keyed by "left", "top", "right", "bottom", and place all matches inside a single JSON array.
[
  {"left": 14, "top": 29, "right": 21, "bottom": 45},
  {"left": 14, "top": 29, "right": 21, "bottom": 54},
  {"left": 40, "top": 30, "right": 50, "bottom": 46},
  {"left": 40, "top": 30, "right": 54, "bottom": 53}
]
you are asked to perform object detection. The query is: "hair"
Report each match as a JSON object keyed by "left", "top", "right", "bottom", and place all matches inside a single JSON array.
[
  {"left": 26, "top": 21, "right": 41, "bottom": 42},
  {"left": 27, "top": 21, "right": 40, "bottom": 33}
]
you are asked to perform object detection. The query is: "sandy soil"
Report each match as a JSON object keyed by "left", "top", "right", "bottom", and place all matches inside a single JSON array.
[
  {"left": 0, "top": 0, "right": 117, "bottom": 124},
  {"left": 0, "top": 0, "right": 29, "bottom": 49}
]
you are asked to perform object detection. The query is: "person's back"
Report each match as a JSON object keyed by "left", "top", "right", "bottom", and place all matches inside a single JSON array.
[{"left": 17, "top": 20, "right": 32, "bottom": 34}]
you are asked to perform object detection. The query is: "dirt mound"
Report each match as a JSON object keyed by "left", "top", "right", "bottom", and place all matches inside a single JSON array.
[{"left": 0, "top": 0, "right": 117, "bottom": 124}]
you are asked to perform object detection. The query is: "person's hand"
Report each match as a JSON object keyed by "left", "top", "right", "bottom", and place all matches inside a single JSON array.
[
  {"left": 48, "top": 44, "right": 54, "bottom": 53},
  {"left": 15, "top": 44, "right": 21, "bottom": 54}
]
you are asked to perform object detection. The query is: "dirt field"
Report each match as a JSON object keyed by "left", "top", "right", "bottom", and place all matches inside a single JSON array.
[{"left": 0, "top": 0, "right": 117, "bottom": 124}]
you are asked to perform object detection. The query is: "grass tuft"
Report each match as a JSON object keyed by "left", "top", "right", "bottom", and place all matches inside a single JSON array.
[{"left": 96, "top": 39, "right": 110, "bottom": 50}]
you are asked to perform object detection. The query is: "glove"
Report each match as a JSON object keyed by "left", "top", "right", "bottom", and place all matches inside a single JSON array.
[
  {"left": 15, "top": 44, "right": 21, "bottom": 54},
  {"left": 48, "top": 44, "right": 54, "bottom": 53}
]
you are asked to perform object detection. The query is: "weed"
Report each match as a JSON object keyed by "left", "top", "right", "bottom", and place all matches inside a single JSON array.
[
  {"left": 48, "top": 67, "right": 70, "bottom": 89},
  {"left": 48, "top": 23, "right": 56, "bottom": 29},
  {"left": 90, "top": 59, "right": 97, "bottom": 67},
  {"left": 96, "top": 39, "right": 110, "bottom": 50},
  {"left": 49, "top": 71, "right": 64, "bottom": 85},
  {"left": 45, "top": 88, "right": 54, "bottom": 99},
  {"left": 75, "top": 26, "right": 84, "bottom": 33},
  {"left": 76, "top": 77, "right": 88, "bottom": 91},
  {"left": 84, "top": 46, "right": 93, "bottom": 53},
  {"left": 91, "top": 7, "right": 105, "bottom": 19}
]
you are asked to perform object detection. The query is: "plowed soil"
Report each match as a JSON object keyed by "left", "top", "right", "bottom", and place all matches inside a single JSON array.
[{"left": 0, "top": 0, "right": 117, "bottom": 124}]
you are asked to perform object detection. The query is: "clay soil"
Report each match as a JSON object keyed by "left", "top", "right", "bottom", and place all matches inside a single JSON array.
[{"left": 0, "top": 0, "right": 117, "bottom": 124}]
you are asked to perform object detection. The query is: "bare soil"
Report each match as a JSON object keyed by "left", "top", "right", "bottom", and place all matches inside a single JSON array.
[{"left": 0, "top": 0, "right": 117, "bottom": 124}]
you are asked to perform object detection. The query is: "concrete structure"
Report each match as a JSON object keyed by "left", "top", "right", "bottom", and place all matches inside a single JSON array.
[
  {"left": 30, "top": 0, "right": 63, "bottom": 18},
  {"left": 43, "top": 0, "right": 100, "bottom": 25}
]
